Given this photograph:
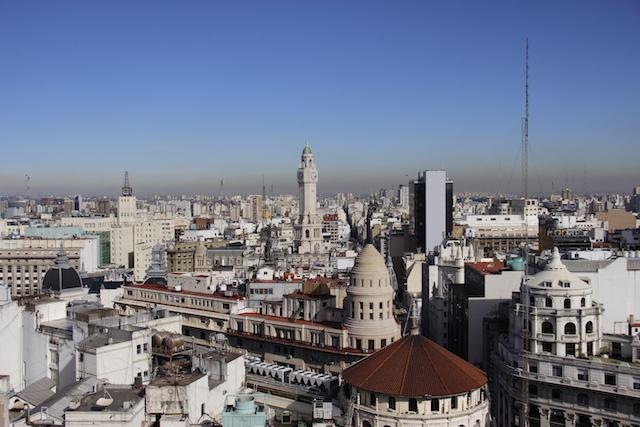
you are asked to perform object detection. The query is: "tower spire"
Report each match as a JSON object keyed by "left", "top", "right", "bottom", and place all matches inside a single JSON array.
[{"left": 122, "top": 171, "right": 133, "bottom": 196}]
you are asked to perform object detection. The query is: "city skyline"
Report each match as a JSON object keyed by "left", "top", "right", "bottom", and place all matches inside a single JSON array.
[{"left": 1, "top": 0, "right": 638, "bottom": 195}]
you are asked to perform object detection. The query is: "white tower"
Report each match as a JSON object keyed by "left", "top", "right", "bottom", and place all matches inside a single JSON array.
[
  {"left": 295, "top": 145, "right": 324, "bottom": 254},
  {"left": 117, "top": 171, "right": 137, "bottom": 225}
]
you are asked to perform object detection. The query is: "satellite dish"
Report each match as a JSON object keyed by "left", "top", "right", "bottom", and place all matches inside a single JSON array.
[
  {"left": 96, "top": 397, "right": 113, "bottom": 407},
  {"left": 96, "top": 388, "right": 113, "bottom": 407}
]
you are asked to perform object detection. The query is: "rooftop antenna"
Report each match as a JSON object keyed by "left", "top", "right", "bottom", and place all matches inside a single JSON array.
[{"left": 219, "top": 178, "right": 224, "bottom": 200}]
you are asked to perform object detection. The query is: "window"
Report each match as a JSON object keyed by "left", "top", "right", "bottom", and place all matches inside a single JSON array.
[
  {"left": 143, "top": 343, "right": 148, "bottom": 352},
  {"left": 529, "top": 363, "right": 538, "bottom": 373},
  {"left": 542, "top": 342, "right": 553, "bottom": 353},
  {"left": 581, "top": 297, "right": 586, "bottom": 307},
  {"left": 564, "top": 298, "right": 571, "bottom": 309},
  {"left": 577, "top": 368, "right": 589, "bottom": 381},
  {"left": 551, "top": 389, "right": 561, "bottom": 401},
  {"left": 545, "top": 297, "right": 553, "bottom": 307},
  {"left": 408, "top": 398, "right": 418, "bottom": 413},
  {"left": 566, "top": 343, "right": 575, "bottom": 356},
  {"left": 381, "top": 339, "right": 386, "bottom": 347},
  {"left": 633, "top": 378, "right": 640, "bottom": 390},
  {"left": 136, "top": 345, "right": 142, "bottom": 354},
  {"left": 634, "top": 403, "right": 640, "bottom": 416},
  {"left": 604, "top": 398, "right": 617, "bottom": 412},
  {"left": 368, "top": 340, "right": 374, "bottom": 351},
  {"left": 388, "top": 396, "right": 396, "bottom": 410},
  {"left": 585, "top": 321, "right": 593, "bottom": 333},
  {"left": 542, "top": 321, "right": 554, "bottom": 334},
  {"left": 223, "top": 303, "right": 230, "bottom": 309},
  {"left": 528, "top": 384, "right": 538, "bottom": 396},
  {"left": 577, "top": 393, "right": 588, "bottom": 406},
  {"left": 370, "top": 392, "right": 377, "bottom": 406},
  {"left": 431, "top": 398, "right": 439, "bottom": 412},
  {"left": 552, "top": 365, "right": 563, "bottom": 377},
  {"left": 604, "top": 374, "right": 616, "bottom": 386},
  {"left": 451, "top": 396, "right": 457, "bottom": 409},
  {"left": 564, "top": 322, "right": 576, "bottom": 335}
]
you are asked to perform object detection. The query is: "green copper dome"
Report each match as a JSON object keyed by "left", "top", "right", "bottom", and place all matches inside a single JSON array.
[{"left": 302, "top": 144, "right": 312, "bottom": 155}]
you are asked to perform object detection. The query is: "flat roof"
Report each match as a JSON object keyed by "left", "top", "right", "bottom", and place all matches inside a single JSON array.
[
  {"left": 74, "top": 387, "right": 143, "bottom": 412},
  {"left": 149, "top": 371, "right": 207, "bottom": 387}
]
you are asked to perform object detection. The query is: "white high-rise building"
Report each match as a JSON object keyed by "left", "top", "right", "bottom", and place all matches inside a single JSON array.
[{"left": 294, "top": 145, "right": 325, "bottom": 254}]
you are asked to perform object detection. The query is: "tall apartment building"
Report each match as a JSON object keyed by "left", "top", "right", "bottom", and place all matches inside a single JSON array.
[{"left": 410, "top": 170, "right": 453, "bottom": 254}]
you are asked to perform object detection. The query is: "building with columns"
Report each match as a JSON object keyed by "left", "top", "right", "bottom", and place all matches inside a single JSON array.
[
  {"left": 226, "top": 243, "right": 401, "bottom": 374},
  {"left": 491, "top": 248, "right": 640, "bottom": 427},
  {"left": 342, "top": 317, "right": 491, "bottom": 427}
]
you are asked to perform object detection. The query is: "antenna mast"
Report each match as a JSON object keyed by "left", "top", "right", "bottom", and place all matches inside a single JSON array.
[
  {"left": 520, "top": 38, "right": 530, "bottom": 427},
  {"left": 522, "top": 39, "right": 529, "bottom": 200}
]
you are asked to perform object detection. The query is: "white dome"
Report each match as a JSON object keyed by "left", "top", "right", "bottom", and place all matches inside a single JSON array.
[{"left": 526, "top": 247, "right": 590, "bottom": 291}]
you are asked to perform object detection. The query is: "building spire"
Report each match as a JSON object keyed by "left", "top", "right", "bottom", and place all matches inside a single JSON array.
[{"left": 122, "top": 171, "right": 133, "bottom": 196}]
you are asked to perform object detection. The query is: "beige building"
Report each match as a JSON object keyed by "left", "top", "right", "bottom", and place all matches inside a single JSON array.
[{"left": 0, "top": 245, "right": 81, "bottom": 297}]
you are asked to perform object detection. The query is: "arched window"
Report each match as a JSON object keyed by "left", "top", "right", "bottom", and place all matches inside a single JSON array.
[
  {"left": 581, "top": 297, "right": 586, "bottom": 307},
  {"left": 585, "top": 321, "right": 593, "bottom": 333},
  {"left": 564, "top": 298, "right": 571, "bottom": 309},
  {"left": 387, "top": 396, "right": 395, "bottom": 410},
  {"left": 408, "top": 398, "right": 418, "bottom": 413},
  {"left": 545, "top": 297, "right": 553, "bottom": 308},
  {"left": 362, "top": 421, "right": 372, "bottom": 427},
  {"left": 564, "top": 322, "right": 576, "bottom": 335},
  {"left": 542, "top": 321, "right": 554, "bottom": 334}
]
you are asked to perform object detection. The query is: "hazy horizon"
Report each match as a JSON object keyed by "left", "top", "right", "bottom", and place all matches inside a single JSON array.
[{"left": 1, "top": 1, "right": 638, "bottom": 197}]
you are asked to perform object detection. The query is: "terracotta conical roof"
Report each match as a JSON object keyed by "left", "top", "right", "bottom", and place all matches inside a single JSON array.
[{"left": 342, "top": 334, "right": 487, "bottom": 397}]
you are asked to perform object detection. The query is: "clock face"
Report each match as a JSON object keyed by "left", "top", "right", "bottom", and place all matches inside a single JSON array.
[
  {"left": 311, "top": 171, "right": 318, "bottom": 181},
  {"left": 297, "top": 171, "right": 304, "bottom": 181}
]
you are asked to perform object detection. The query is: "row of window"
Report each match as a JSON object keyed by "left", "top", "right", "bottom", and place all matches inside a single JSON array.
[
  {"left": 530, "top": 362, "right": 637, "bottom": 387},
  {"left": 529, "top": 386, "right": 640, "bottom": 414},
  {"left": 126, "top": 289, "right": 231, "bottom": 310},
  {"left": 532, "top": 296, "right": 587, "bottom": 309},
  {"left": 540, "top": 321, "right": 593, "bottom": 335}
]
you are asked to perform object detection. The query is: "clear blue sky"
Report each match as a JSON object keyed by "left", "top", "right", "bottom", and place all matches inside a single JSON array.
[{"left": 1, "top": 0, "right": 638, "bottom": 196}]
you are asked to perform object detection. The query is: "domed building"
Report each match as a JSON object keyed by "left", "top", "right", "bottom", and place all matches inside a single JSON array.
[
  {"left": 514, "top": 247, "right": 604, "bottom": 358},
  {"left": 491, "top": 248, "right": 640, "bottom": 426},
  {"left": 343, "top": 324, "right": 490, "bottom": 427},
  {"left": 345, "top": 244, "right": 401, "bottom": 352},
  {"left": 42, "top": 246, "right": 84, "bottom": 294}
]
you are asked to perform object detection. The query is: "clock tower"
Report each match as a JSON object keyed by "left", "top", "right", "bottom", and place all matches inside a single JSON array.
[{"left": 295, "top": 145, "right": 324, "bottom": 254}]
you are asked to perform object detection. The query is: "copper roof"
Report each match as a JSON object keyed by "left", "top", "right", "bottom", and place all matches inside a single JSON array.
[{"left": 342, "top": 334, "right": 487, "bottom": 397}]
